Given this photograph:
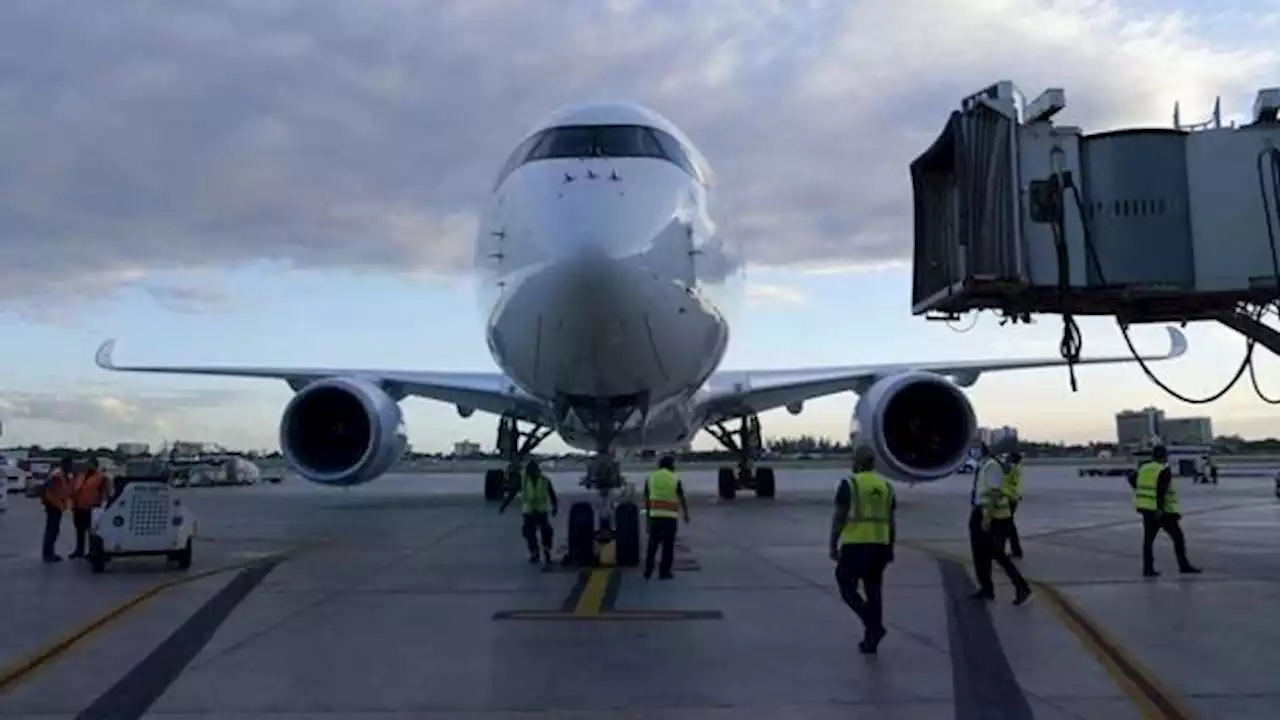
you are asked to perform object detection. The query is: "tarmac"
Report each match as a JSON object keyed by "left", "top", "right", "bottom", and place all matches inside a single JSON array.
[{"left": 0, "top": 465, "right": 1277, "bottom": 719}]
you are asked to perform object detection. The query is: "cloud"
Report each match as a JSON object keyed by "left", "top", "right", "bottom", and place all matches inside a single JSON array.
[
  {"left": 745, "top": 282, "right": 807, "bottom": 306},
  {"left": 0, "top": 388, "right": 247, "bottom": 441},
  {"left": 0, "top": 1, "right": 1275, "bottom": 313},
  {"left": 138, "top": 283, "right": 237, "bottom": 314}
]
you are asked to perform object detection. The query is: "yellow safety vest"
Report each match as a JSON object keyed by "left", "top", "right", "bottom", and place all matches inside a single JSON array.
[
  {"left": 840, "top": 472, "right": 893, "bottom": 545},
  {"left": 1002, "top": 464, "right": 1023, "bottom": 501},
  {"left": 521, "top": 473, "right": 551, "bottom": 514},
  {"left": 980, "top": 459, "right": 1012, "bottom": 519},
  {"left": 647, "top": 469, "right": 681, "bottom": 520},
  {"left": 1134, "top": 461, "right": 1177, "bottom": 513}
]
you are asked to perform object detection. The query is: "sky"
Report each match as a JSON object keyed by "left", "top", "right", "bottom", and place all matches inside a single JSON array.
[{"left": 3, "top": 0, "right": 1280, "bottom": 453}]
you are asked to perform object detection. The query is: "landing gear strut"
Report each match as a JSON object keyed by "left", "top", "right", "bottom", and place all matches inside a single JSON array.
[
  {"left": 562, "top": 397, "right": 648, "bottom": 568},
  {"left": 483, "top": 414, "right": 552, "bottom": 502},
  {"left": 707, "top": 414, "right": 775, "bottom": 500}
]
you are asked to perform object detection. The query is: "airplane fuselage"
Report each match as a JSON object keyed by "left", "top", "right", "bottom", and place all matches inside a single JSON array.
[{"left": 474, "top": 103, "right": 743, "bottom": 451}]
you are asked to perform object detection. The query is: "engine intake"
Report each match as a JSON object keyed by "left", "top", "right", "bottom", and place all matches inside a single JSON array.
[
  {"left": 850, "top": 371, "right": 976, "bottom": 481},
  {"left": 279, "top": 376, "right": 407, "bottom": 486}
]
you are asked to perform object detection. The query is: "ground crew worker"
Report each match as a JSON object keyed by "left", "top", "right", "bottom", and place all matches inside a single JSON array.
[
  {"left": 643, "top": 454, "right": 689, "bottom": 580},
  {"left": 968, "top": 444, "right": 1031, "bottom": 604},
  {"left": 39, "top": 458, "right": 75, "bottom": 563},
  {"left": 1134, "top": 445, "right": 1201, "bottom": 577},
  {"left": 1003, "top": 451, "right": 1024, "bottom": 559},
  {"left": 69, "top": 459, "right": 110, "bottom": 559},
  {"left": 830, "top": 445, "right": 896, "bottom": 654},
  {"left": 498, "top": 460, "right": 558, "bottom": 566}
]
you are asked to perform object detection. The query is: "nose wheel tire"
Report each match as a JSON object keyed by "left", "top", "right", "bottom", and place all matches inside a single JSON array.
[
  {"left": 567, "top": 502, "right": 596, "bottom": 566},
  {"left": 614, "top": 501, "right": 641, "bottom": 567}
]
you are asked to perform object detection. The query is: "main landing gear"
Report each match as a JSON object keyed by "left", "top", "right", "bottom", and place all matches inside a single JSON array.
[
  {"left": 483, "top": 414, "right": 552, "bottom": 502},
  {"left": 706, "top": 414, "right": 775, "bottom": 501}
]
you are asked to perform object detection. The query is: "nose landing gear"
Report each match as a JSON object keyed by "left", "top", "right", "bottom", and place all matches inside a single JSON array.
[
  {"left": 565, "top": 453, "right": 641, "bottom": 569},
  {"left": 706, "top": 414, "right": 776, "bottom": 501}
]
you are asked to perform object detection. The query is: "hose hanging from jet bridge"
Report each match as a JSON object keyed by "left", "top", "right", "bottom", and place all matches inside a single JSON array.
[{"left": 1045, "top": 148, "right": 1280, "bottom": 404}]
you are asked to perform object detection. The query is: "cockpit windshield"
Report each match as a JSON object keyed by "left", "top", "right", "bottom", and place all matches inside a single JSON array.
[{"left": 494, "top": 124, "right": 703, "bottom": 189}]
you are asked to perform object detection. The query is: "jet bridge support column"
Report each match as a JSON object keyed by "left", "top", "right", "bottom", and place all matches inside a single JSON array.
[{"left": 909, "top": 81, "right": 1280, "bottom": 403}]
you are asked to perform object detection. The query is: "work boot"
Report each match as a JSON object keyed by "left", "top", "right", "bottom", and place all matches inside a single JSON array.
[
  {"left": 970, "top": 589, "right": 994, "bottom": 600},
  {"left": 528, "top": 552, "right": 540, "bottom": 564},
  {"left": 1143, "top": 568, "right": 1160, "bottom": 578},
  {"left": 542, "top": 549, "right": 552, "bottom": 568},
  {"left": 1013, "top": 587, "right": 1033, "bottom": 606},
  {"left": 42, "top": 554, "right": 62, "bottom": 563},
  {"left": 859, "top": 626, "right": 886, "bottom": 654},
  {"left": 1179, "top": 564, "right": 1202, "bottom": 574}
]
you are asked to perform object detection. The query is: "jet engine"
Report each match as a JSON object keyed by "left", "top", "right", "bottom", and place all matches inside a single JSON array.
[
  {"left": 850, "top": 371, "right": 977, "bottom": 482},
  {"left": 279, "top": 376, "right": 408, "bottom": 486}
]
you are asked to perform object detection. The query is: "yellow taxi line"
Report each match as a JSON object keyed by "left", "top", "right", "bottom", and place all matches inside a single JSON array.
[{"left": 901, "top": 540, "right": 1194, "bottom": 719}]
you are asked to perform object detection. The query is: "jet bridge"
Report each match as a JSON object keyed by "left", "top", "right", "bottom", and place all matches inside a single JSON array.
[{"left": 910, "top": 80, "right": 1280, "bottom": 401}]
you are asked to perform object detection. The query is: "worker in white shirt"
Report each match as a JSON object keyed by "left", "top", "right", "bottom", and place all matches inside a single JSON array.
[{"left": 968, "top": 443, "right": 1031, "bottom": 604}]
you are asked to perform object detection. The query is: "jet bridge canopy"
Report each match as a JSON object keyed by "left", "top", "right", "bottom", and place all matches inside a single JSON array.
[
  {"left": 909, "top": 81, "right": 1280, "bottom": 361},
  {"left": 910, "top": 81, "right": 1280, "bottom": 326}
]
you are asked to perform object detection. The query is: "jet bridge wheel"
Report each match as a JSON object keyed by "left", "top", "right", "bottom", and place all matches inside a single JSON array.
[
  {"left": 614, "top": 501, "right": 641, "bottom": 567},
  {"left": 483, "top": 469, "right": 505, "bottom": 502},
  {"left": 717, "top": 468, "right": 737, "bottom": 500}
]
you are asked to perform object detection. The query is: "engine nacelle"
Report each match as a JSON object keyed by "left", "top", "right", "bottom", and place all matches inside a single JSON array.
[
  {"left": 849, "top": 371, "right": 977, "bottom": 482},
  {"left": 278, "top": 376, "right": 408, "bottom": 486}
]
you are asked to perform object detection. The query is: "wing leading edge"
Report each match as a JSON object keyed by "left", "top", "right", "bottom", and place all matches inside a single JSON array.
[
  {"left": 93, "top": 339, "right": 552, "bottom": 424},
  {"left": 697, "top": 327, "right": 1188, "bottom": 423}
]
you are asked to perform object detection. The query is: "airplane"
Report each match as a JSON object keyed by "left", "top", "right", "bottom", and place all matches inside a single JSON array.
[{"left": 93, "top": 100, "right": 1188, "bottom": 511}]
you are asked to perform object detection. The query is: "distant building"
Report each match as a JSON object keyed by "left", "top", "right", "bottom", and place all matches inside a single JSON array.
[
  {"left": 116, "top": 442, "right": 150, "bottom": 456},
  {"left": 976, "top": 426, "right": 1019, "bottom": 447},
  {"left": 1116, "top": 407, "right": 1165, "bottom": 446},
  {"left": 453, "top": 440, "right": 481, "bottom": 457},
  {"left": 1161, "top": 417, "right": 1213, "bottom": 445}
]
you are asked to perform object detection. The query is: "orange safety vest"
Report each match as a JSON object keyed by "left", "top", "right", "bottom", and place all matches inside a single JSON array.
[
  {"left": 42, "top": 470, "right": 73, "bottom": 508},
  {"left": 73, "top": 471, "right": 106, "bottom": 509}
]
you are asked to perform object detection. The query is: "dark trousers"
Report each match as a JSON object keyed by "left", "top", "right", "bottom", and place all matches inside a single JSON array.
[
  {"left": 72, "top": 509, "right": 92, "bottom": 555},
  {"left": 835, "top": 544, "right": 888, "bottom": 633},
  {"left": 1006, "top": 499, "right": 1023, "bottom": 557},
  {"left": 969, "top": 507, "right": 1029, "bottom": 596},
  {"left": 1140, "top": 510, "right": 1192, "bottom": 572},
  {"left": 41, "top": 502, "right": 62, "bottom": 558},
  {"left": 521, "top": 512, "right": 553, "bottom": 556},
  {"left": 645, "top": 516, "right": 678, "bottom": 577}
]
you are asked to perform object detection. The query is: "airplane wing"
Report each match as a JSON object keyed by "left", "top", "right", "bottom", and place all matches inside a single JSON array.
[
  {"left": 93, "top": 339, "right": 552, "bottom": 424},
  {"left": 696, "top": 327, "right": 1187, "bottom": 423}
]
